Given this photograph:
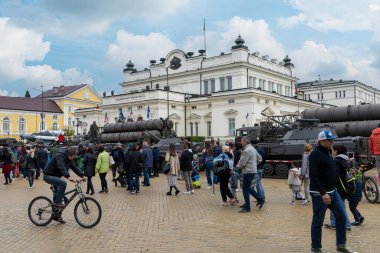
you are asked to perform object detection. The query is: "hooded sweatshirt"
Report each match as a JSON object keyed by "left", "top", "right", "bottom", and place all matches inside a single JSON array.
[{"left": 369, "top": 127, "right": 380, "bottom": 155}]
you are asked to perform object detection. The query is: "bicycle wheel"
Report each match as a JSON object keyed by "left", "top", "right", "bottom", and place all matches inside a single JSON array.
[
  {"left": 28, "top": 196, "right": 54, "bottom": 226},
  {"left": 74, "top": 197, "right": 102, "bottom": 228},
  {"left": 363, "top": 176, "right": 379, "bottom": 203}
]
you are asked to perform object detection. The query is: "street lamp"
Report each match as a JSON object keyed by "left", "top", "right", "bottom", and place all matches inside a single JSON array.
[
  {"left": 76, "top": 117, "right": 82, "bottom": 136},
  {"left": 32, "top": 85, "right": 44, "bottom": 131}
]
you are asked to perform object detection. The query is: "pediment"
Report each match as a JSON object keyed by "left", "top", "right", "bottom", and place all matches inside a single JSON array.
[
  {"left": 186, "top": 113, "right": 201, "bottom": 120},
  {"left": 203, "top": 112, "right": 212, "bottom": 119},
  {"left": 224, "top": 109, "right": 238, "bottom": 116},
  {"left": 169, "top": 113, "right": 182, "bottom": 120}
]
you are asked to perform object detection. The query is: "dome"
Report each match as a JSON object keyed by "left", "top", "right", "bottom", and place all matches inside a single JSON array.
[{"left": 235, "top": 35, "right": 245, "bottom": 45}]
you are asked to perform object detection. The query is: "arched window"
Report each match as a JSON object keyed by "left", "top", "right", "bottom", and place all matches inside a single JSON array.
[
  {"left": 19, "top": 118, "right": 26, "bottom": 133},
  {"left": 3, "top": 117, "right": 10, "bottom": 133},
  {"left": 52, "top": 122, "right": 58, "bottom": 131}
]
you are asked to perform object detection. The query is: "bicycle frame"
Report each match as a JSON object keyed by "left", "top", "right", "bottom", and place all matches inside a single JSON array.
[{"left": 51, "top": 181, "right": 87, "bottom": 211}]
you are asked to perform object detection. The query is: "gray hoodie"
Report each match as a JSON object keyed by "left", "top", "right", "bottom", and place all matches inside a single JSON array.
[{"left": 238, "top": 144, "right": 262, "bottom": 174}]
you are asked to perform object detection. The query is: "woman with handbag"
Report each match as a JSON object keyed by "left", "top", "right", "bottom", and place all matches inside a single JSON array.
[{"left": 166, "top": 144, "right": 181, "bottom": 196}]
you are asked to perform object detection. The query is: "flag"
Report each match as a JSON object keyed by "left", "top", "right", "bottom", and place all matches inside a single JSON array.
[
  {"left": 203, "top": 18, "right": 205, "bottom": 31},
  {"left": 246, "top": 113, "right": 249, "bottom": 119},
  {"left": 147, "top": 105, "right": 151, "bottom": 119},
  {"left": 104, "top": 112, "right": 109, "bottom": 123},
  {"left": 295, "top": 82, "right": 299, "bottom": 95}
]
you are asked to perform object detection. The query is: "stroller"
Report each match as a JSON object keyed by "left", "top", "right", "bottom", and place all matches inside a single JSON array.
[{"left": 115, "top": 167, "right": 128, "bottom": 187}]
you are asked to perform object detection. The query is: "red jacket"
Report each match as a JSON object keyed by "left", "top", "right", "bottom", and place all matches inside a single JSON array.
[{"left": 369, "top": 128, "right": 380, "bottom": 155}]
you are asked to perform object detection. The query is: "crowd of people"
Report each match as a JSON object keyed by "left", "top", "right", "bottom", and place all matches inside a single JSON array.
[{"left": 2, "top": 127, "right": 379, "bottom": 253}]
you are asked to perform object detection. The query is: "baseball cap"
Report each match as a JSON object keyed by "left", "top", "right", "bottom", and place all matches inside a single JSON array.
[{"left": 318, "top": 130, "right": 337, "bottom": 141}]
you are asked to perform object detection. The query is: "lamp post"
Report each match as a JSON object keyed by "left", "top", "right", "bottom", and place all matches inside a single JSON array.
[
  {"left": 76, "top": 117, "right": 82, "bottom": 136},
  {"left": 41, "top": 85, "right": 44, "bottom": 130},
  {"left": 166, "top": 67, "right": 169, "bottom": 119}
]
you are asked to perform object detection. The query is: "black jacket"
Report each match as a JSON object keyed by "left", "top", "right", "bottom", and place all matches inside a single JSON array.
[
  {"left": 309, "top": 145, "right": 337, "bottom": 195},
  {"left": 254, "top": 145, "right": 265, "bottom": 170},
  {"left": 43, "top": 151, "right": 84, "bottom": 178},
  {"left": 126, "top": 150, "right": 142, "bottom": 173},
  {"left": 335, "top": 154, "right": 349, "bottom": 199},
  {"left": 36, "top": 148, "right": 48, "bottom": 166},
  {"left": 180, "top": 149, "right": 193, "bottom": 171},
  {"left": 26, "top": 154, "right": 39, "bottom": 171},
  {"left": 83, "top": 153, "right": 96, "bottom": 177},
  {"left": 111, "top": 147, "right": 125, "bottom": 165}
]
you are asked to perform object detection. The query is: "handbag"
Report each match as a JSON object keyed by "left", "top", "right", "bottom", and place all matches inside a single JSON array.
[
  {"left": 109, "top": 155, "right": 115, "bottom": 166},
  {"left": 162, "top": 163, "right": 171, "bottom": 175}
]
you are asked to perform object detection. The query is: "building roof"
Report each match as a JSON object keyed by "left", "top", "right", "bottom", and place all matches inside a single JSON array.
[
  {"left": 0, "top": 96, "right": 63, "bottom": 113},
  {"left": 36, "top": 84, "right": 86, "bottom": 98},
  {"left": 298, "top": 79, "right": 379, "bottom": 92}
]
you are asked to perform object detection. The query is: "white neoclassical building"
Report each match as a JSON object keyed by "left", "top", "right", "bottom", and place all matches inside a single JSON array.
[
  {"left": 298, "top": 79, "right": 380, "bottom": 107},
  {"left": 75, "top": 36, "right": 322, "bottom": 140}
]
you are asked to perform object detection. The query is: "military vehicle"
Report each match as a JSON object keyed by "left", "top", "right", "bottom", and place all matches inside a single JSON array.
[{"left": 235, "top": 106, "right": 375, "bottom": 178}]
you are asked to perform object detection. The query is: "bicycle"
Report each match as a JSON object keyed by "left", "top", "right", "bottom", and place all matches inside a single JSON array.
[{"left": 28, "top": 179, "right": 102, "bottom": 228}]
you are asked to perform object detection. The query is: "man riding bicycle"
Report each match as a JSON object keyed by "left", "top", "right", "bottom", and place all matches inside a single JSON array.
[{"left": 43, "top": 147, "right": 86, "bottom": 223}]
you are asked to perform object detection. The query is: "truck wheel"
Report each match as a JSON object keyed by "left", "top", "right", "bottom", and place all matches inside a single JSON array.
[
  {"left": 363, "top": 176, "right": 379, "bottom": 203},
  {"left": 274, "top": 163, "right": 289, "bottom": 178},
  {"left": 263, "top": 163, "right": 274, "bottom": 177}
]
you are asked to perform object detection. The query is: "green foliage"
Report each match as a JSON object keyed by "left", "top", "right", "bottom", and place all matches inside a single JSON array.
[
  {"left": 25, "top": 90, "right": 31, "bottom": 98},
  {"left": 187, "top": 136, "right": 205, "bottom": 142},
  {"left": 63, "top": 128, "right": 75, "bottom": 137}
]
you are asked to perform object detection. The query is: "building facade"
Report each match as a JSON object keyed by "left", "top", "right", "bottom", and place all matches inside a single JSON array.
[
  {"left": 37, "top": 84, "right": 102, "bottom": 132},
  {"left": 0, "top": 97, "right": 63, "bottom": 140},
  {"left": 75, "top": 36, "right": 322, "bottom": 140},
  {"left": 298, "top": 79, "right": 380, "bottom": 107}
]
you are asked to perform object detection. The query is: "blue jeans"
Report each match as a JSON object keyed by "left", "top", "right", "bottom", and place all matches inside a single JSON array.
[
  {"left": 128, "top": 171, "right": 140, "bottom": 193},
  {"left": 329, "top": 199, "right": 351, "bottom": 228},
  {"left": 311, "top": 191, "right": 346, "bottom": 249},
  {"left": 205, "top": 164, "right": 213, "bottom": 186},
  {"left": 43, "top": 175, "right": 67, "bottom": 204},
  {"left": 143, "top": 167, "right": 151, "bottom": 186},
  {"left": 242, "top": 173, "right": 262, "bottom": 211},
  {"left": 256, "top": 169, "right": 265, "bottom": 199}
]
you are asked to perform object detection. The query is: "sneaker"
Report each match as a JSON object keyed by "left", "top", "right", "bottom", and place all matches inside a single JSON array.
[
  {"left": 52, "top": 216, "right": 66, "bottom": 224},
  {"left": 98, "top": 190, "right": 105, "bottom": 194},
  {"left": 311, "top": 248, "right": 329, "bottom": 253},
  {"left": 29, "top": 186, "right": 33, "bottom": 189},
  {"left": 136, "top": 191, "right": 140, "bottom": 195},
  {"left": 258, "top": 199, "right": 265, "bottom": 209},
  {"left": 183, "top": 191, "right": 191, "bottom": 195},
  {"left": 166, "top": 192, "right": 172, "bottom": 196},
  {"left": 301, "top": 200, "right": 310, "bottom": 205},
  {"left": 324, "top": 224, "right": 335, "bottom": 230},
  {"left": 337, "top": 245, "right": 357, "bottom": 253},
  {"left": 288, "top": 201, "right": 295, "bottom": 205},
  {"left": 191, "top": 190, "right": 194, "bottom": 194},
  {"left": 346, "top": 227, "right": 352, "bottom": 231},
  {"left": 239, "top": 203, "right": 246, "bottom": 208},
  {"left": 129, "top": 191, "right": 135, "bottom": 195},
  {"left": 359, "top": 216, "right": 365, "bottom": 225},
  {"left": 207, "top": 186, "right": 212, "bottom": 189},
  {"left": 175, "top": 190, "right": 180, "bottom": 196},
  {"left": 239, "top": 208, "right": 251, "bottom": 213}
]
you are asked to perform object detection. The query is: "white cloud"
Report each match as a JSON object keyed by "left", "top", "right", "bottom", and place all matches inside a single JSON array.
[
  {"left": 183, "top": 16, "right": 285, "bottom": 61},
  {"left": 280, "top": 0, "right": 378, "bottom": 32},
  {"left": 2, "top": 0, "right": 190, "bottom": 36},
  {"left": 0, "top": 18, "right": 93, "bottom": 91},
  {"left": 106, "top": 30, "right": 176, "bottom": 70},
  {"left": 291, "top": 41, "right": 380, "bottom": 86},
  {"left": 0, "top": 89, "right": 19, "bottom": 97}
]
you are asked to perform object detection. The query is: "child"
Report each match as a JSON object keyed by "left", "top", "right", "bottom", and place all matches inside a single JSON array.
[
  {"left": 287, "top": 161, "right": 304, "bottom": 205},
  {"left": 191, "top": 154, "right": 201, "bottom": 189}
]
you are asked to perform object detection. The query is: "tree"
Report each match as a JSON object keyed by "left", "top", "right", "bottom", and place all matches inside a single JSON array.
[
  {"left": 63, "top": 127, "right": 75, "bottom": 137},
  {"left": 25, "top": 90, "right": 31, "bottom": 98},
  {"left": 89, "top": 121, "right": 99, "bottom": 143}
]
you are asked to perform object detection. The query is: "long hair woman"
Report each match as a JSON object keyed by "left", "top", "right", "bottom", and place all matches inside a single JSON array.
[
  {"left": 165, "top": 144, "right": 180, "bottom": 196},
  {"left": 202, "top": 141, "right": 214, "bottom": 188}
]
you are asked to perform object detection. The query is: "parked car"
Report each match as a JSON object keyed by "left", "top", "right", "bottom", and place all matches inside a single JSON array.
[{"left": 20, "top": 131, "right": 58, "bottom": 143}]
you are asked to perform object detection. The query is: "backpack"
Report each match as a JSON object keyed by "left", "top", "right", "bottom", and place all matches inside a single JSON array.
[
  {"left": 339, "top": 170, "right": 356, "bottom": 197},
  {"left": 212, "top": 156, "right": 230, "bottom": 176}
]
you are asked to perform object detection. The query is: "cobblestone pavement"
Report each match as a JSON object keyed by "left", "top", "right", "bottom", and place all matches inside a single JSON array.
[{"left": 0, "top": 171, "right": 379, "bottom": 253}]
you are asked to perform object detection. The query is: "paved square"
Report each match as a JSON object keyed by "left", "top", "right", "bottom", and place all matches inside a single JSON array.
[{"left": 0, "top": 172, "right": 378, "bottom": 253}]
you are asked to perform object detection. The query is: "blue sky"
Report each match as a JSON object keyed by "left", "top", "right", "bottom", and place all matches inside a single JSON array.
[{"left": 0, "top": 0, "right": 379, "bottom": 97}]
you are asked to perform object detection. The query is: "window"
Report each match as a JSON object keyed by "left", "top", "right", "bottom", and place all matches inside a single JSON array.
[
  {"left": 68, "top": 117, "right": 72, "bottom": 126},
  {"left": 171, "top": 105, "right": 176, "bottom": 109},
  {"left": 317, "top": 93, "right": 320, "bottom": 100},
  {"left": 18, "top": 118, "right": 25, "bottom": 133},
  {"left": 191, "top": 106, "right": 197, "bottom": 110},
  {"left": 83, "top": 115, "right": 86, "bottom": 118},
  {"left": 335, "top": 92, "right": 338, "bottom": 98},
  {"left": 308, "top": 94, "right": 311, "bottom": 100},
  {"left": 137, "top": 105, "right": 143, "bottom": 110},
  {"left": 228, "top": 118, "right": 235, "bottom": 136},
  {"left": 53, "top": 115, "right": 58, "bottom": 120},
  {"left": 208, "top": 104, "right": 212, "bottom": 108},
  {"left": 339, "top": 91, "right": 342, "bottom": 98},
  {"left": 128, "top": 106, "right": 132, "bottom": 111},
  {"left": 83, "top": 128, "right": 87, "bottom": 135},
  {"left": 274, "top": 101, "right": 277, "bottom": 106},
  {"left": 68, "top": 105, "right": 72, "bottom": 112},
  {"left": 207, "top": 121, "right": 211, "bottom": 137},
  {"left": 211, "top": 79, "right": 215, "bottom": 93},
  {"left": 249, "top": 76, "right": 253, "bottom": 88},
  {"left": 227, "top": 76, "right": 232, "bottom": 90},
  {"left": 228, "top": 99, "right": 235, "bottom": 104},
  {"left": 3, "top": 117, "right": 10, "bottom": 133},
  {"left": 190, "top": 122, "right": 193, "bottom": 136},
  {"left": 175, "top": 122, "right": 179, "bottom": 135},
  {"left": 343, "top": 91, "right": 346, "bottom": 98},
  {"left": 40, "top": 121, "right": 46, "bottom": 131},
  {"left": 52, "top": 122, "right": 58, "bottom": 131},
  {"left": 203, "top": 80, "right": 209, "bottom": 94},
  {"left": 195, "top": 122, "right": 199, "bottom": 136},
  {"left": 257, "top": 98, "right": 260, "bottom": 103},
  {"left": 259, "top": 79, "right": 264, "bottom": 89},
  {"left": 265, "top": 99, "right": 269, "bottom": 104},
  {"left": 220, "top": 77, "right": 225, "bottom": 91},
  {"left": 321, "top": 93, "right": 324, "bottom": 99}
]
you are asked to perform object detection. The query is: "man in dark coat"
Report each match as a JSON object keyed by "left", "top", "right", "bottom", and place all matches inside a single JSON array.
[
  {"left": 126, "top": 144, "right": 142, "bottom": 194},
  {"left": 180, "top": 143, "right": 193, "bottom": 194}
]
